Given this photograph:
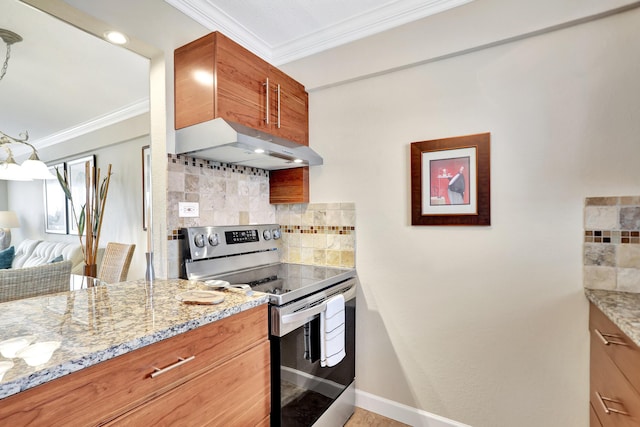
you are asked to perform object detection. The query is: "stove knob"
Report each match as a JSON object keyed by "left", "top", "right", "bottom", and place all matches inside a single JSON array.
[
  {"left": 208, "top": 233, "right": 219, "bottom": 246},
  {"left": 272, "top": 228, "right": 281, "bottom": 240},
  {"left": 194, "top": 234, "right": 206, "bottom": 248},
  {"left": 263, "top": 229, "right": 272, "bottom": 240}
]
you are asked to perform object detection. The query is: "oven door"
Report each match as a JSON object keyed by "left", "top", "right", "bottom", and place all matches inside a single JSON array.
[{"left": 269, "top": 279, "right": 356, "bottom": 427}]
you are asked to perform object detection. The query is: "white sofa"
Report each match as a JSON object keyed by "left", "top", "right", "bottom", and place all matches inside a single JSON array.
[{"left": 11, "top": 239, "right": 84, "bottom": 275}]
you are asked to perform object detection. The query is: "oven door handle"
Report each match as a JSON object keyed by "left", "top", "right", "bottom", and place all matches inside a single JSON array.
[
  {"left": 280, "top": 284, "right": 356, "bottom": 326},
  {"left": 281, "top": 302, "right": 327, "bottom": 326}
]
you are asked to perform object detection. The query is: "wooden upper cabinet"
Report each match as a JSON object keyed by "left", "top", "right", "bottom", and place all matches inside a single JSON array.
[
  {"left": 174, "top": 31, "right": 308, "bottom": 147},
  {"left": 215, "top": 33, "right": 270, "bottom": 131},
  {"left": 174, "top": 33, "right": 216, "bottom": 130},
  {"left": 267, "top": 65, "right": 309, "bottom": 146}
]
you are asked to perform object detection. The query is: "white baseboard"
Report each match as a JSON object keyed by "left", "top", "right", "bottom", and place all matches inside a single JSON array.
[{"left": 355, "top": 389, "right": 472, "bottom": 427}]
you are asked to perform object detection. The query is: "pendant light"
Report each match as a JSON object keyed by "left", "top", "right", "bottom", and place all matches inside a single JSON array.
[{"left": 0, "top": 28, "right": 55, "bottom": 181}]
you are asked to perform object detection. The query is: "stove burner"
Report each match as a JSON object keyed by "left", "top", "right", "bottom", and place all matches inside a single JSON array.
[
  {"left": 254, "top": 286, "right": 290, "bottom": 295},
  {"left": 246, "top": 277, "right": 291, "bottom": 295},
  {"left": 244, "top": 275, "right": 278, "bottom": 287}
]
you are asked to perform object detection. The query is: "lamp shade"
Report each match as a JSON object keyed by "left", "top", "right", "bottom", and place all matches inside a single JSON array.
[
  {"left": 21, "top": 159, "right": 56, "bottom": 179},
  {"left": 0, "top": 162, "right": 32, "bottom": 181},
  {"left": 0, "top": 211, "right": 20, "bottom": 228}
]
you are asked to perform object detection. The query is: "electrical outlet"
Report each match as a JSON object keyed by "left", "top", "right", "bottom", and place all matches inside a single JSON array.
[{"left": 178, "top": 202, "right": 199, "bottom": 217}]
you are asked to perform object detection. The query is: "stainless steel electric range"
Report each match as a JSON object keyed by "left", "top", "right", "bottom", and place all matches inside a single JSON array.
[{"left": 180, "top": 224, "right": 357, "bottom": 427}]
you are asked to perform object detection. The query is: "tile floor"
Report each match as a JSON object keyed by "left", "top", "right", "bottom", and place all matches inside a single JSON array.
[{"left": 344, "top": 407, "right": 410, "bottom": 426}]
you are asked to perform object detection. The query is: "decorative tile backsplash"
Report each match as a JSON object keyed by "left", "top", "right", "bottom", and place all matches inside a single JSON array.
[
  {"left": 164, "top": 154, "right": 357, "bottom": 277},
  {"left": 584, "top": 196, "right": 640, "bottom": 292},
  {"left": 276, "top": 203, "right": 356, "bottom": 268},
  {"left": 166, "top": 154, "right": 275, "bottom": 231}
]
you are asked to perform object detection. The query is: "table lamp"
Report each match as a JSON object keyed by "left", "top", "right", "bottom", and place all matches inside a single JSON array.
[{"left": 0, "top": 211, "right": 20, "bottom": 250}]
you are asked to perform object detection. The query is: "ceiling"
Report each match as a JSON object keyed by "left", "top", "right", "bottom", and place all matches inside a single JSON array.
[
  {"left": 166, "top": 0, "right": 472, "bottom": 65},
  {"left": 0, "top": 0, "right": 470, "bottom": 157}
]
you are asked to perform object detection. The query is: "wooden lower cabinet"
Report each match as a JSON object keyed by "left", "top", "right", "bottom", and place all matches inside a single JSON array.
[
  {"left": 590, "top": 403, "right": 603, "bottom": 427},
  {"left": 0, "top": 305, "right": 269, "bottom": 426},
  {"left": 589, "top": 303, "right": 640, "bottom": 427},
  {"left": 108, "top": 341, "right": 270, "bottom": 426}
]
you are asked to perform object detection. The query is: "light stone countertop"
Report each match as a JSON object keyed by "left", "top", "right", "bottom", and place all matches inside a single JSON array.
[
  {"left": 0, "top": 279, "right": 269, "bottom": 400},
  {"left": 585, "top": 288, "right": 640, "bottom": 347}
]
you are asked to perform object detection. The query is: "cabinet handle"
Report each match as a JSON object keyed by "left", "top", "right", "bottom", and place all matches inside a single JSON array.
[
  {"left": 595, "top": 391, "right": 630, "bottom": 415},
  {"left": 594, "top": 328, "right": 628, "bottom": 346},
  {"left": 150, "top": 355, "right": 195, "bottom": 378},
  {"left": 276, "top": 84, "right": 281, "bottom": 128},
  {"left": 264, "top": 78, "right": 270, "bottom": 124}
]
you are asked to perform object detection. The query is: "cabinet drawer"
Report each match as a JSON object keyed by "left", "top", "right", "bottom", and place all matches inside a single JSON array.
[
  {"left": 590, "top": 303, "right": 640, "bottom": 394},
  {"left": 590, "top": 332, "right": 640, "bottom": 427},
  {"left": 108, "top": 340, "right": 270, "bottom": 426},
  {"left": 0, "top": 305, "right": 267, "bottom": 426},
  {"left": 590, "top": 403, "right": 603, "bottom": 427}
]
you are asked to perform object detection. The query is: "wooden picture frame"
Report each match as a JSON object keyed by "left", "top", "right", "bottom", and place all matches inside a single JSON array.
[
  {"left": 44, "top": 163, "right": 68, "bottom": 234},
  {"left": 411, "top": 133, "right": 490, "bottom": 226},
  {"left": 142, "top": 145, "right": 151, "bottom": 231},
  {"left": 66, "top": 155, "right": 96, "bottom": 234}
]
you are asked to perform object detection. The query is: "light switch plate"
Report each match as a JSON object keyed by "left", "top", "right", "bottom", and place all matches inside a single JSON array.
[{"left": 178, "top": 202, "right": 199, "bottom": 217}]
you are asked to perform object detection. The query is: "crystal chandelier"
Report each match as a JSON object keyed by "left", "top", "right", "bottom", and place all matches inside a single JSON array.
[{"left": 0, "top": 28, "right": 54, "bottom": 180}]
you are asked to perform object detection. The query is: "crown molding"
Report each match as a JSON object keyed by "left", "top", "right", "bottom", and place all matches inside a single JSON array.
[
  {"left": 32, "top": 98, "right": 150, "bottom": 151},
  {"left": 273, "top": 0, "right": 473, "bottom": 64},
  {"left": 166, "top": 0, "right": 473, "bottom": 65},
  {"left": 164, "top": 0, "right": 273, "bottom": 61}
]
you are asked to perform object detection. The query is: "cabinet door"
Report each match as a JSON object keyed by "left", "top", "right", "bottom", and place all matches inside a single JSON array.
[
  {"left": 108, "top": 341, "right": 270, "bottom": 426},
  {"left": 591, "top": 403, "right": 603, "bottom": 427},
  {"left": 590, "top": 332, "right": 640, "bottom": 427},
  {"left": 270, "top": 167, "right": 309, "bottom": 204},
  {"left": 175, "top": 33, "right": 216, "bottom": 130},
  {"left": 590, "top": 303, "right": 640, "bottom": 395},
  {"left": 216, "top": 33, "right": 270, "bottom": 132},
  {"left": 268, "top": 66, "right": 309, "bottom": 146}
]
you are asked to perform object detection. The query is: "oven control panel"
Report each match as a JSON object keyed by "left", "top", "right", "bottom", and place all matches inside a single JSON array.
[
  {"left": 181, "top": 224, "right": 282, "bottom": 262},
  {"left": 225, "top": 229, "right": 259, "bottom": 244}
]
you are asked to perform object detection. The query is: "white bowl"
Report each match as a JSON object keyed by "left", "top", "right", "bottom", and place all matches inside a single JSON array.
[
  {"left": 16, "top": 341, "right": 61, "bottom": 366},
  {"left": 203, "top": 279, "right": 230, "bottom": 289},
  {"left": 0, "top": 361, "right": 14, "bottom": 381},
  {"left": 0, "top": 335, "right": 37, "bottom": 358}
]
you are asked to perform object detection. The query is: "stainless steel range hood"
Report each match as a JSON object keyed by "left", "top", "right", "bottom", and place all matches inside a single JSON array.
[{"left": 175, "top": 119, "right": 323, "bottom": 170}]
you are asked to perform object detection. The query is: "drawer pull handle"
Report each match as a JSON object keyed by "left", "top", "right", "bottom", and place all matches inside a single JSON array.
[
  {"left": 595, "top": 391, "right": 630, "bottom": 416},
  {"left": 150, "top": 356, "right": 196, "bottom": 378},
  {"left": 594, "top": 328, "right": 628, "bottom": 346}
]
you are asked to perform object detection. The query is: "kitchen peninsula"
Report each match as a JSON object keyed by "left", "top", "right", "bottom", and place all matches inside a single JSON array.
[{"left": 0, "top": 279, "right": 270, "bottom": 425}]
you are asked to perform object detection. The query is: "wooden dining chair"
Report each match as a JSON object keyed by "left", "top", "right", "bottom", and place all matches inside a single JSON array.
[{"left": 97, "top": 243, "right": 135, "bottom": 284}]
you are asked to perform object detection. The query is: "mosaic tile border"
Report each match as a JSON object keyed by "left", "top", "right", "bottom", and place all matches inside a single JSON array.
[
  {"left": 168, "top": 229, "right": 185, "bottom": 240},
  {"left": 168, "top": 226, "right": 356, "bottom": 240},
  {"left": 585, "top": 230, "right": 640, "bottom": 244},
  {"left": 281, "top": 225, "right": 355, "bottom": 235},
  {"left": 168, "top": 153, "right": 269, "bottom": 178}
]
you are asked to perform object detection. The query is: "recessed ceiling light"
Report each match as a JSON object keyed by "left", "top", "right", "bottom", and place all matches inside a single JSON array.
[
  {"left": 104, "top": 31, "right": 128, "bottom": 45},
  {"left": 254, "top": 148, "right": 265, "bottom": 154},
  {"left": 293, "top": 159, "right": 303, "bottom": 163}
]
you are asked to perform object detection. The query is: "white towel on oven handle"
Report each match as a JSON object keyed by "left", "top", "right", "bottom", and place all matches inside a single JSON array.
[{"left": 321, "top": 294, "right": 346, "bottom": 367}]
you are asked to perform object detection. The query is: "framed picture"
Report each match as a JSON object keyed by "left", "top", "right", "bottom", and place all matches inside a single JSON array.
[
  {"left": 44, "top": 163, "right": 68, "bottom": 234},
  {"left": 411, "top": 133, "right": 490, "bottom": 226},
  {"left": 142, "top": 145, "right": 151, "bottom": 230},
  {"left": 66, "top": 155, "right": 96, "bottom": 234}
]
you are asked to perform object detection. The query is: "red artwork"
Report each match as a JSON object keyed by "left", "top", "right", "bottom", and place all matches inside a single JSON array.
[{"left": 429, "top": 157, "right": 470, "bottom": 205}]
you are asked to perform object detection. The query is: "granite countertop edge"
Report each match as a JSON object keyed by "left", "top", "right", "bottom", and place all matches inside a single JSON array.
[
  {"left": 585, "top": 288, "right": 640, "bottom": 347},
  {"left": 0, "top": 280, "right": 269, "bottom": 400}
]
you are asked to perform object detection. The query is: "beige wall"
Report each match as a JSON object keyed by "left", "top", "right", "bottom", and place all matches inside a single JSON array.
[{"left": 284, "top": 7, "right": 640, "bottom": 427}]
